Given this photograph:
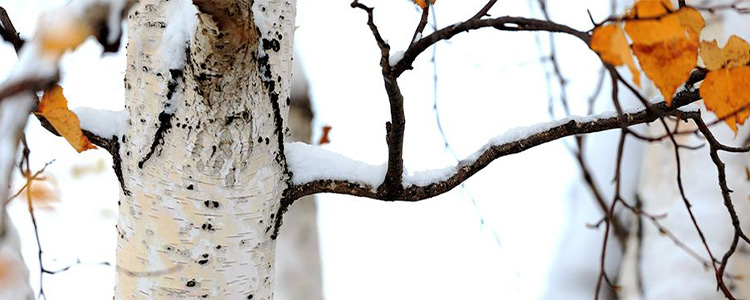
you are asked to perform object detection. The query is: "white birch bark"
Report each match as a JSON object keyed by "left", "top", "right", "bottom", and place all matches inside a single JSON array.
[{"left": 115, "top": 1, "right": 295, "bottom": 298}]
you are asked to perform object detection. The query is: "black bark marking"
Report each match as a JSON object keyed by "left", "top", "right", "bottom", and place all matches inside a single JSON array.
[
  {"left": 262, "top": 38, "right": 280, "bottom": 52},
  {"left": 110, "top": 135, "right": 130, "bottom": 196},
  {"left": 137, "top": 69, "right": 183, "bottom": 168},
  {"left": 166, "top": 69, "right": 184, "bottom": 100},
  {"left": 138, "top": 111, "right": 173, "bottom": 169}
]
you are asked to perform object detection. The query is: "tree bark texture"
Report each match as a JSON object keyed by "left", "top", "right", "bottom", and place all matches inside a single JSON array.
[{"left": 115, "top": 1, "right": 295, "bottom": 298}]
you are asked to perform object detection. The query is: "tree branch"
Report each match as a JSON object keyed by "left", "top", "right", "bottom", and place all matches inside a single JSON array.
[
  {"left": 471, "top": 0, "right": 498, "bottom": 20},
  {"left": 0, "top": 6, "right": 23, "bottom": 52},
  {"left": 287, "top": 99, "right": 701, "bottom": 201},
  {"left": 393, "top": 16, "right": 590, "bottom": 76}
]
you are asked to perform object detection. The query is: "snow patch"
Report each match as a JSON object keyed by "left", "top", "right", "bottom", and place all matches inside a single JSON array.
[
  {"left": 73, "top": 107, "right": 128, "bottom": 139},
  {"left": 160, "top": 0, "right": 198, "bottom": 70},
  {"left": 285, "top": 142, "right": 386, "bottom": 188},
  {"left": 413, "top": 33, "right": 422, "bottom": 44},
  {"left": 462, "top": 107, "right": 646, "bottom": 164},
  {"left": 403, "top": 166, "right": 454, "bottom": 187},
  {"left": 389, "top": 50, "right": 405, "bottom": 67}
]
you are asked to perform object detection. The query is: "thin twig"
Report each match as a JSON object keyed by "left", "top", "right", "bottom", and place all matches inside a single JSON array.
[
  {"left": 0, "top": 6, "right": 23, "bottom": 51},
  {"left": 393, "top": 15, "right": 590, "bottom": 76},
  {"left": 471, "top": 0, "right": 498, "bottom": 20}
]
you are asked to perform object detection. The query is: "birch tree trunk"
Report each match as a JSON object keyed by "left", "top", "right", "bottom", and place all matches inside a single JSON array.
[{"left": 115, "top": 1, "right": 295, "bottom": 298}]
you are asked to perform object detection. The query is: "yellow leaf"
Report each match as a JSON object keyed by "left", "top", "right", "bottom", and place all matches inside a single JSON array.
[
  {"left": 632, "top": 29, "right": 699, "bottom": 105},
  {"left": 700, "top": 35, "right": 750, "bottom": 71},
  {"left": 37, "top": 85, "right": 97, "bottom": 153},
  {"left": 628, "top": 0, "right": 674, "bottom": 18},
  {"left": 700, "top": 66, "right": 750, "bottom": 133},
  {"left": 39, "top": 18, "right": 91, "bottom": 58},
  {"left": 413, "top": 0, "right": 435, "bottom": 9},
  {"left": 625, "top": 1, "right": 683, "bottom": 45},
  {"left": 624, "top": 5, "right": 704, "bottom": 104},
  {"left": 591, "top": 23, "right": 641, "bottom": 86}
]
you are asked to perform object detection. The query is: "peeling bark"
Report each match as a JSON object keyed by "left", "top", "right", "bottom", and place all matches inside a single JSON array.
[{"left": 115, "top": 1, "right": 295, "bottom": 298}]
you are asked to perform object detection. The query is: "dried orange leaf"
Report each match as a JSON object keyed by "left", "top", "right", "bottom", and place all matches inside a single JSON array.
[
  {"left": 591, "top": 23, "right": 641, "bottom": 86},
  {"left": 700, "top": 66, "right": 750, "bottom": 133},
  {"left": 628, "top": 0, "right": 674, "bottom": 18},
  {"left": 318, "top": 125, "right": 332, "bottom": 145},
  {"left": 624, "top": 4, "right": 704, "bottom": 104},
  {"left": 625, "top": 0, "right": 683, "bottom": 45},
  {"left": 700, "top": 35, "right": 750, "bottom": 71},
  {"left": 632, "top": 29, "right": 699, "bottom": 104},
  {"left": 413, "top": 0, "right": 435, "bottom": 9},
  {"left": 38, "top": 85, "right": 96, "bottom": 153}
]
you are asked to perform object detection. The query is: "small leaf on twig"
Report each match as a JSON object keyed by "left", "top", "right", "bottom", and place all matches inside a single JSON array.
[
  {"left": 37, "top": 85, "right": 96, "bottom": 152},
  {"left": 591, "top": 23, "right": 640, "bottom": 86},
  {"left": 624, "top": 2, "right": 704, "bottom": 104}
]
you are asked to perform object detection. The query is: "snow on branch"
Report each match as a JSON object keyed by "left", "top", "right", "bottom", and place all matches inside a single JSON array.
[
  {"left": 286, "top": 101, "right": 700, "bottom": 201},
  {"left": 73, "top": 107, "right": 128, "bottom": 140}
]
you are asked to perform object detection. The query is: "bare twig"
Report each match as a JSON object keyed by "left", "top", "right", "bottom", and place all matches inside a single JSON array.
[
  {"left": 5, "top": 160, "right": 53, "bottom": 206},
  {"left": 471, "top": 0, "right": 498, "bottom": 20},
  {"left": 609, "top": 65, "right": 736, "bottom": 299},
  {"left": 694, "top": 117, "right": 750, "bottom": 285},
  {"left": 536, "top": 0, "right": 627, "bottom": 246},
  {"left": 0, "top": 6, "right": 23, "bottom": 51},
  {"left": 393, "top": 16, "right": 590, "bottom": 76}
]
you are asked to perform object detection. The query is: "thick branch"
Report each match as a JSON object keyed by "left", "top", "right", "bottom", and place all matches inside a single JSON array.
[{"left": 378, "top": 76, "right": 406, "bottom": 198}]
